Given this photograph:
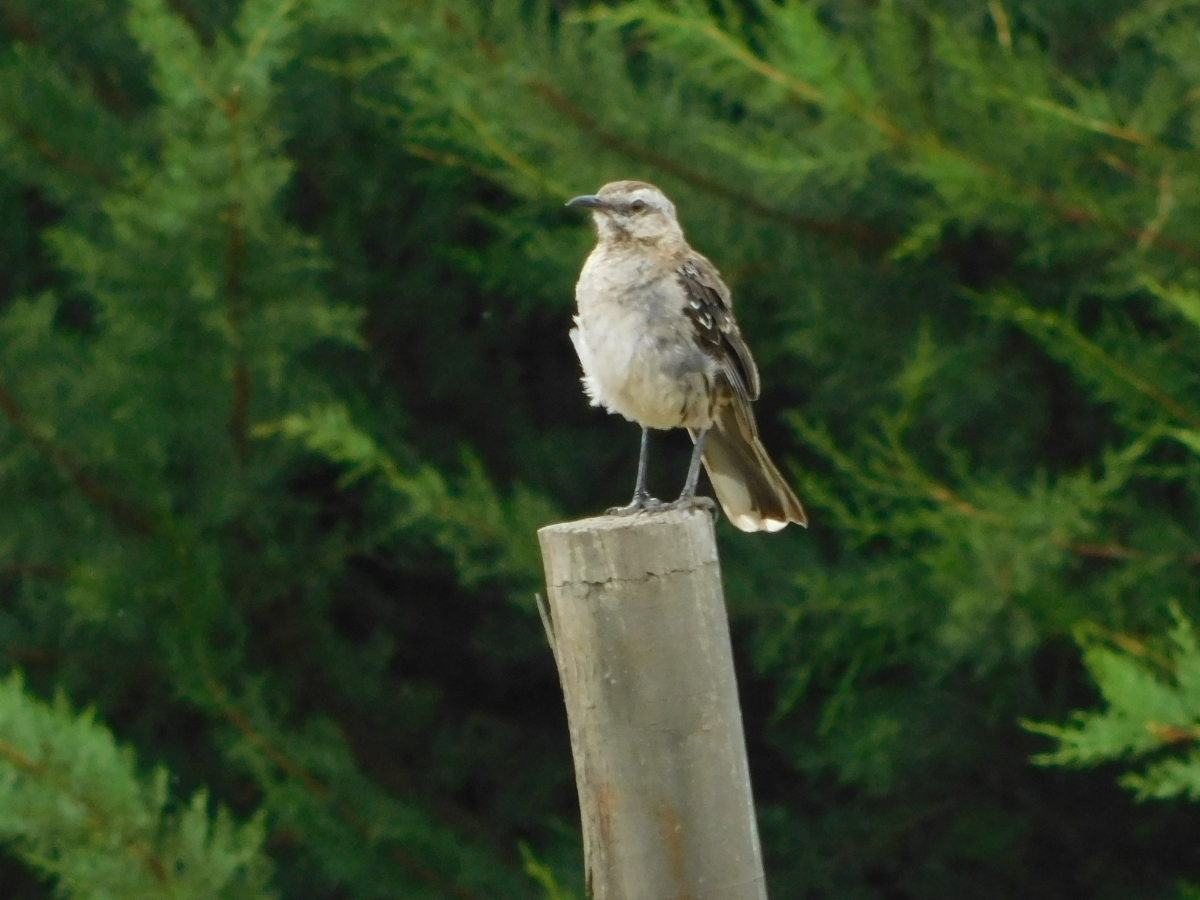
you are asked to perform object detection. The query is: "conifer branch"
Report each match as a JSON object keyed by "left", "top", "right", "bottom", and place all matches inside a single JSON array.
[
  {"left": 597, "top": 8, "right": 1200, "bottom": 263},
  {"left": 1074, "top": 621, "right": 1172, "bottom": 669},
  {"left": 1144, "top": 722, "right": 1200, "bottom": 745},
  {"left": 1061, "top": 541, "right": 1200, "bottom": 568},
  {"left": 223, "top": 86, "right": 251, "bottom": 467},
  {"left": 827, "top": 798, "right": 960, "bottom": 868},
  {"left": 1137, "top": 171, "right": 1175, "bottom": 252},
  {"left": 453, "top": 98, "right": 571, "bottom": 198},
  {"left": 0, "top": 676, "right": 273, "bottom": 894},
  {"left": 0, "top": 3, "right": 39, "bottom": 42},
  {"left": 0, "top": 733, "right": 40, "bottom": 775},
  {"left": 226, "top": 198, "right": 251, "bottom": 467},
  {"left": 208, "top": 681, "right": 492, "bottom": 900},
  {"left": 165, "top": 0, "right": 212, "bottom": 45},
  {"left": 926, "top": 483, "right": 1008, "bottom": 526},
  {"left": 526, "top": 81, "right": 894, "bottom": 250},
  {"left": 0, "top": 378, "right": 155, "bottom": 536},
  {"left": 1019, "top": 96, "right": 1154, "bottom": 147},
  {"left": 214, "top": 692, "right": 335, "bottom": 800},
  {"left": 984, "top": 294, "right": 1200, "bottom": 428},
  {"left": 433, "top": 8, "right": 894, "bottom": 248},
  {"left": 9, "top": 646, "right": 57, "bottom": 668},
  {"left": 242, "top": 0, "right": 296, "bottom": 68},
  {"left": 400, "top": 140, "right": 498, "bottom": 180},
  {"left": 1064, "top": 542, "right": 1146, "bottom": 562},
  {"left": 988, "top": 1, "right": 1012, "bottom": 54},
  {"left": 927, "top": 482, "right": 1200, "bottom": 567},
  {"left": 652, "top": 12, "right": 905, "bottom": 141},
  {"left": 0, "top": 735, "right": 171, "bottom": 883},
  {"left": 0, "top": 562, "right": 65, "bottom": 579},
  {"left": 1, "top": 4, "right": 135, "bottom": 118},
  {"left": 9, "top": 123, "right": 116, "bottom": 186},
  {"left": 1058, "top": 332, "right": 1199, "bottom": 428}
]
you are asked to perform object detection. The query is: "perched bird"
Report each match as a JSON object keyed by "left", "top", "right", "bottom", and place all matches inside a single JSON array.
[{"left": 567, "top": 180, "right": 807, "bottom": 532}]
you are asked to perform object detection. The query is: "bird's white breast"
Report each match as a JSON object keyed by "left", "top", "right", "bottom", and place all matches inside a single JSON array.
[{"left": 571, "top": 247, "right": 716, "bottom": 430}]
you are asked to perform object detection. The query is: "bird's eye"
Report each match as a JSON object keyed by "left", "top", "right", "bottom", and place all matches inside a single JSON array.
[{"left": 629, "top": 199, "right": 647, "bottom": 212}]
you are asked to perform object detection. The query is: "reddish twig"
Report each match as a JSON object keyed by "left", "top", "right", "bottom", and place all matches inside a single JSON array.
[
  {"left": 927, "top": 482, "right": 1200, "bottom": 567},
  {"left": 527, "top": 81, "right": 894, "bottom": 251},
  {"left": 1145, "top": 722, "right": 1200, "bottom": 745},
  {"left": 0, "top": 378, "right": 155, "bottom": 536},
  {"left": 0, "top": 4, "right": 40, "bottom": 42},
  {"left": 0, "top": 735, "right": 170, "bottom": 883},
  {"left": 225, "top": 199, "right": 250, "bottom": 466},
  {"left": 13, "top": 124, "right": 115, "bottom": 186},
  {"left": 209, "top": 682, "right": 489, "bottom": 900},
  {"left": 1064, "top": 541, "right": 1146, "bottom": 562},
  {"left": 0, "top": 562, "right": 65, "bottom": 580},
  {"left": 222, "top": 83, "right": 251, "bottom": 468}
]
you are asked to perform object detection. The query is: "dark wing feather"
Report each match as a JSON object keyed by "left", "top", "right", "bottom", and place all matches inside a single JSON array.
[{"left": 677, "top": 255, "right": 761, "bottom": 403}]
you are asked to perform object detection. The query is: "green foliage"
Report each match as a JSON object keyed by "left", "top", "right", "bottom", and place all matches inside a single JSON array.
[
  {"left": 1, "top": 0, "right": 565, "bottom": 897},
  {"left": 0, "top": 672, "right": 273, "bottom": 899},
  {"left": 518, "top": 843, "right": 577, "bottom": 900},
  {"left": 4, "top": 0, "right": 1200, "bottom": 898},
  {"left": 254, "top": 403, "right": 555, "bottom": 596},
  {"left": 1025, "top": 604, "right": 1200, "bottom": 801}
]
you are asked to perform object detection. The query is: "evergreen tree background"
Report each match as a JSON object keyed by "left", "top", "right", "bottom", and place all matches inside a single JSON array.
[{"left": 2, "top": 0, "right": 1200, "bottom": 897}]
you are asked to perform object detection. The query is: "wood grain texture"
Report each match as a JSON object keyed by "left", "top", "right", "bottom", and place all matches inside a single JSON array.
[{"left": 538, "top": 509, "right": 768, "bottom": 900}]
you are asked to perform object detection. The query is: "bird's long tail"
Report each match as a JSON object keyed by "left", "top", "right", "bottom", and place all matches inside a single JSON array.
[{"left": 691, "top": 403, "right": 807, "bottom": 532}]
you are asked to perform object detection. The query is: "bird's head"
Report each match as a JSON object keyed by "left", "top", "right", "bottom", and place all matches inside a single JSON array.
[{"left": 567, "top": 181, "right": 684, "bottom": 246}]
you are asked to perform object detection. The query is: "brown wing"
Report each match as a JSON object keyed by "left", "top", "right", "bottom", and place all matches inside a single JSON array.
[{"left": 677, "top": 255, "right": 761, "bottom": 404}]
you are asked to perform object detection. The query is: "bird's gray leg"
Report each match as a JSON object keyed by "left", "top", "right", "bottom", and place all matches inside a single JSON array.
[
  {"left": 607, "top": 428, "right": 664, "bottom": 516},
  {"left": 663, "top": 428, "right": 718, "bottom": 519},
  {"left": 678, "top": 428, "right": 707, "bottom": 500}
]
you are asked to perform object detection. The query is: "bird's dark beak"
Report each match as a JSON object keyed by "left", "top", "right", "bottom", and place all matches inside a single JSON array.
[{"left": 567, "top": 194, "right": 605, "bottom": 210}]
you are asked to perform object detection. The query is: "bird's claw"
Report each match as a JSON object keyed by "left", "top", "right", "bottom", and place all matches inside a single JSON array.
[
  {"left": 605, "top": 494, "right": 718, "bottom": 523},
  {"left": 605, "top": 494, "right": 665, "bottom": 516},
  {"left": 661, "top": 494, "right": 720, "bottom": 522}
]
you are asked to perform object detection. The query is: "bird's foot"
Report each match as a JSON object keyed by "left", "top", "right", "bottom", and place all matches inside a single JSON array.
[
  {"left": 605, "top": 494, "right": 665, "bottom": 517},
  {"left": 660, "top": 494, "right": 720, "bottom": 522}
]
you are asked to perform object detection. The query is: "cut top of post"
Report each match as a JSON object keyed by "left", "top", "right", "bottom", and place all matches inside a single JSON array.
[{"left": 538, "top": 509, "right": 719, "bottom": 590}]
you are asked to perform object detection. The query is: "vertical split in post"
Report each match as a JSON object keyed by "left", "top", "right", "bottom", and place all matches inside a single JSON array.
[{"left": 538, "top": 509, "right": 768, "bottom": 900}]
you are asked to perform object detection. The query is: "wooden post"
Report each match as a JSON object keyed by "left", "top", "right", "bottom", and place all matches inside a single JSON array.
[{"left": 537, "top": 509, "right": 768, "bottom": 900}]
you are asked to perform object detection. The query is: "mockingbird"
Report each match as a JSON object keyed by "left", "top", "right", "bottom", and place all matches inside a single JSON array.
[{"left": 567, "top": 180, "right": 807, "bottom": 532}]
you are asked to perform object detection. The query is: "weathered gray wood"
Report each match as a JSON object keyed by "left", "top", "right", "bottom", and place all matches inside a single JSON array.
[{"left": 538, "top": 509, "right": 768, "bottom": 900}]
